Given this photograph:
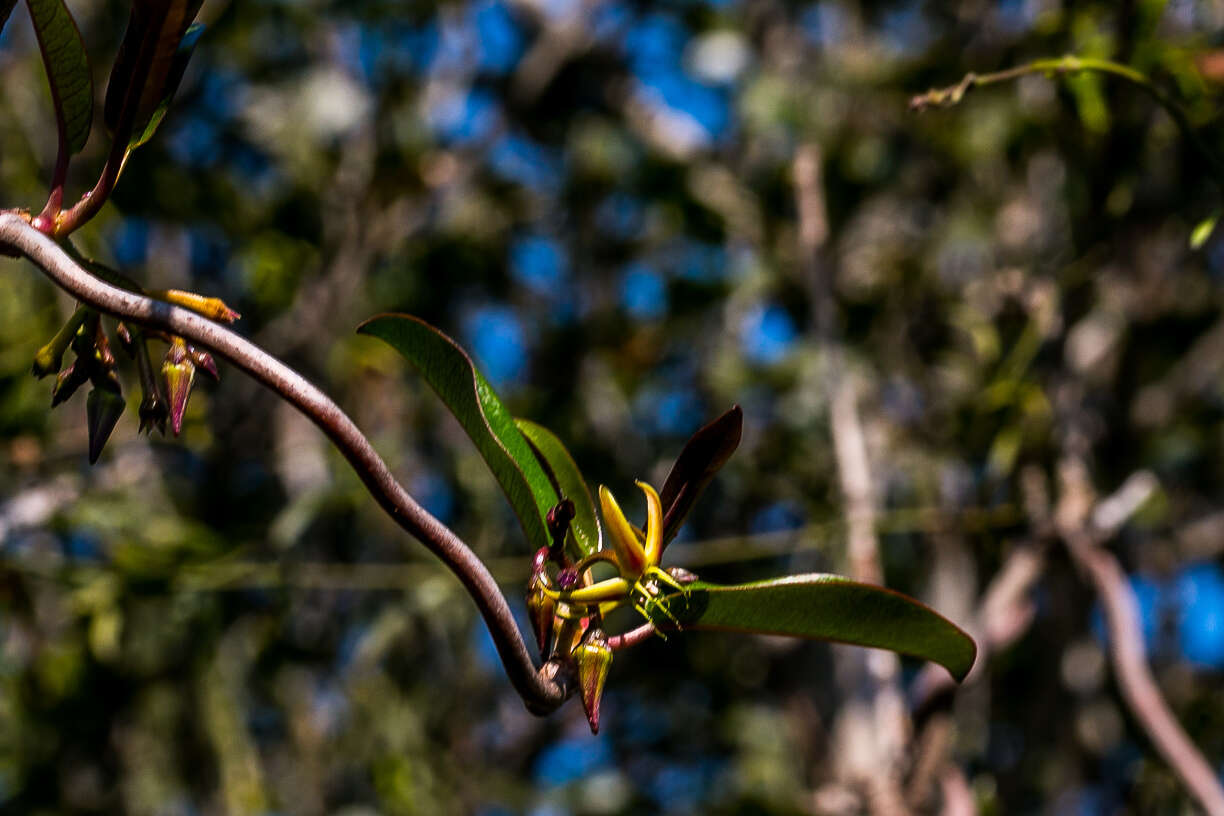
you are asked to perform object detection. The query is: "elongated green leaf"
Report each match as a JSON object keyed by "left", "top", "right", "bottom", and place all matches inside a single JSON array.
[
  {"left": 667, "top": 575, "right": 976, "bottom": 681},
  {"left": 659, "top": 405, "right": 742, "bottom": 546},
  {"left": 1, "top": 0, "right": 18, "bottom": 39},
  {"left": 516, "top": 418, "right": 601, "bottom": 558},
  {"left": 128, "top": 22, "right": 204, "bottom": 149},
  {"left": 357, "top": 314, "right": 556, "bottom": 551},
  {"left": 105, "top": 0, "right": 203, "bottom": 147},
  {"left": 26, "top": 0, "right": 92, "bottom": 154}
]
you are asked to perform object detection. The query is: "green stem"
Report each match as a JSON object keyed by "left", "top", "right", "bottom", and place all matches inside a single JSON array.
[
  {"left": 910, "top": 55, "right": 1224, "bottom": 192},
  {"left": 32, "top": 304, "right": 89, "bottom": 377}
]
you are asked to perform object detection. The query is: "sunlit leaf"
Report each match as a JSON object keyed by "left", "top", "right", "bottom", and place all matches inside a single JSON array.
[
  {"left": 659, "top": 405, "right": 742, "bottom": 546},
  {"left": 667, "top": 574, "right": 976, "bottom": 682},
  {"left": 357, "top": 314, "right": 556, "bottom": 551},
  {"left": 1191, "top": 212, "right": 1218, "bottom": 250},
  {"left": 104, "top": 0, "right": 203, "bottom": 148},
  {"left": 26, "top": 0, "right": 92, "bottom": 154},
  {"left": 516, "top": 418, "right": 601, "bottom": 558}
]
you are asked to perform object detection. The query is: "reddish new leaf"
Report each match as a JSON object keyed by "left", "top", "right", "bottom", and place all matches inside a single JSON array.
[{"left": 659, "top": 405, "right": 743, "bottom": 546}]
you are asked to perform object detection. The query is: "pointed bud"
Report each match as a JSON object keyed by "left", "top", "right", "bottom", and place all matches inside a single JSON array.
[
  {"left": 139, "top": 392, "right": 168, "bottom": 436},
  {"left": 187, "top": 345, "right": 219, "bottom": 381},
  {"left": 86, "top": 386, "right": 126, "bottom": 464},
  {"left": 551, "top": 615, "right": 586, "bottom": 661},
  {"left": 51, "top": 362, "right": 89, "bottom": 407},
  {"left": 162, "top": 338, "right": 195, "bottom": 436},
  {"left": 526, "top": 576, "right": 555, "bottom": 659},
  {"left": 574, "top": 628, "right": 613, "bottom": 734}
]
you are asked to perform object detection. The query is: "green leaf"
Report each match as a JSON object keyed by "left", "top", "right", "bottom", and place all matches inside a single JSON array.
[
  {"left": 357, "top": 314, "right": 556, "bottom": 551},
  {"left": 26, "top": 0, "right": 93, "bottom": 154},
  {"left": 104, "top": 0, "right": 203, "bottom": 148},
  {"left": 515, "top": 418, "right": 602, "bottom": 558},
  {"left": 668, "top": 574, "right": 976, "bottom": 682},
  {"left": 659, "top": 405, "right": 742, "bottom": 546},
  {"left": 1190, "top": 212, "right": 1218, "bottom": 250}
]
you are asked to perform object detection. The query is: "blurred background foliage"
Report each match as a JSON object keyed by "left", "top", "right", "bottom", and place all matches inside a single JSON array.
[{"left": 3, "top": 0, "right": 1224, "bottom": 813}]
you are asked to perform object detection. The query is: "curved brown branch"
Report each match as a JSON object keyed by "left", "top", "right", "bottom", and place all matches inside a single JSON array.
[
  {"left": 0, "top": 211, "right": 572, "bottom": 715},
  {"left": 1057, "top": 465, "right": 1224, "bottom": 816}
]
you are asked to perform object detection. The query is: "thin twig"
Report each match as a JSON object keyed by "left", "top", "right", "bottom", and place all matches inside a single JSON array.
[
  {"left": 0, "top": 211, "right": 572, "bottom": 715},
  {"left": 1056, "top": 463, "right": 1224, "bottom": 816},
  {"left": 910, "top": 55, "right": 1224, "bottom": 191}
]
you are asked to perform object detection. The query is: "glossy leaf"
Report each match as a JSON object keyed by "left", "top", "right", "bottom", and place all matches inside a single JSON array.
[
  {"left": 358, "top": 314, "right": 556, "bottom": 550},
  {"left": 516, "top": 418, "right": 602, "bottom": 558},
  {"left": 26, "top": 0, "right": 92, "bottom": 154},
  {"left": 668, "top": 574, "right": 976, "bottom": 682},
  {"left": 659, "top": 405, "right": 742, "bottom": 545},
  {"left": 128, "top": 22, "right": 204, "bottom": 148},
  {"left": 104, "top": 0, "right": 203, "bottom": 148}
]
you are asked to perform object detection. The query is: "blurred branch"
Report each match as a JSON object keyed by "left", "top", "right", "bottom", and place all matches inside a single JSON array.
[
  {"left": 0, "top": 211, "right": 573, "bottom": 716},
  {"left": 910, "top": 55, "right": 1224, "bottom": 191},
  {"left": 1056, "top": 463, "right": 1224, "bottom": 816}
]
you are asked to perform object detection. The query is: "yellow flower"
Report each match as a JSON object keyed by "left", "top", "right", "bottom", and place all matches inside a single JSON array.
[{"left": 541, "top": 480, "right": 688, "bottom": 629}]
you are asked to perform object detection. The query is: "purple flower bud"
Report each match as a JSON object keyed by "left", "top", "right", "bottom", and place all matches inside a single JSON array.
[{"left": 162, "top": 338, "right": 196, "bottom": 436}]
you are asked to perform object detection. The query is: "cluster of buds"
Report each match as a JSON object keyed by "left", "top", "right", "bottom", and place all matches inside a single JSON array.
[
  {"left": 31, "top": 283, "right": 238, "bottom": 462},
  {"left": 527, "top": 483, "right": 698, "bottom": 733},
  {"left": 34, "top": 309, "right": 127, "bottom": 463}
]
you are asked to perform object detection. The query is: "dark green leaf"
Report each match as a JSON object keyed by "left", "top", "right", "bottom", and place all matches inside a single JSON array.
[
  {"left": 104, "top": 0, "right": 203, "bottom": 148},
  {"left": 26, "top": 0, "right": 92, "bottom": 154},
  {"left": 659, "top": 405, "right": 742, "bottom": 546},
  {"left": 669, "top": 574, "right": 976, "bottom": 682},
  {"left": 357, "top": 314, "right": 556, "bottom": 551},
  {"left": 516, "top": 418, "right": 602, "bottom": 558}
]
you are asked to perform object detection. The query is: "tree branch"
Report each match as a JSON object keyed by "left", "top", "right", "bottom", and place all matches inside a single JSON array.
[
  {"left": 1056, "top": 463, "right": 1224, "bottom": 816},
  {"left": 0, "top": 211, "right": 572, "bottom": 715},
  {"left": 909, "top": 55, "right": 1224, "bottom": 193}
]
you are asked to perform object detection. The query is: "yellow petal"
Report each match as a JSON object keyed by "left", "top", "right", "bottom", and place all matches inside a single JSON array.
[
  {"left": 636, "top": 480, "right": 663, "bottom": 566},
  {"left": 564, "top": 577, "right": 632, "bottom": 604},
  {"left": 599, "top": 485, "right": 647, "bottom": 578}
]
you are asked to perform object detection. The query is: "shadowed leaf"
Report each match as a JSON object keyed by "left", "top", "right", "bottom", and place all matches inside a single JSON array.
[
  {"left": 358, "top": 314, "right": 556, "bottom": 551},
  {"left": 26, "top": 0, "right": 92, "bottom": 153},
  {"left": 659, "top": 405, "right": 742, "bottom": 546},
  {"left": 669, "top": 574, "right": 976, "bottom": 682},
  {"left": 105, "top": 0, "right": 203, "bottom": 149},
  {"left": 516, "top": 418, "right": 601, "bottom": 558}
]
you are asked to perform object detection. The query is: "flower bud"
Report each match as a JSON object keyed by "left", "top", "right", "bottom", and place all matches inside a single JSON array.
[
  {"left": 574, "top": 628, "right": 613, "bottom": 734},
  {"left": 162, "top": 338, "right": 195, "bottom": 436},
  {"left": 526, "top": 575, "right": 555, "bottom": 659},
  {"left": 138, "top": 391, "right": 168, "bottom": 436},
  {"left": 188, "top": 345, "right": 219, "bottom": 381},
  {"left": 51, "top": 362, "right": 89, "bottom": 407},
  {"left": 86, "top": 385, "right": 126, "bottom": 464}
]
